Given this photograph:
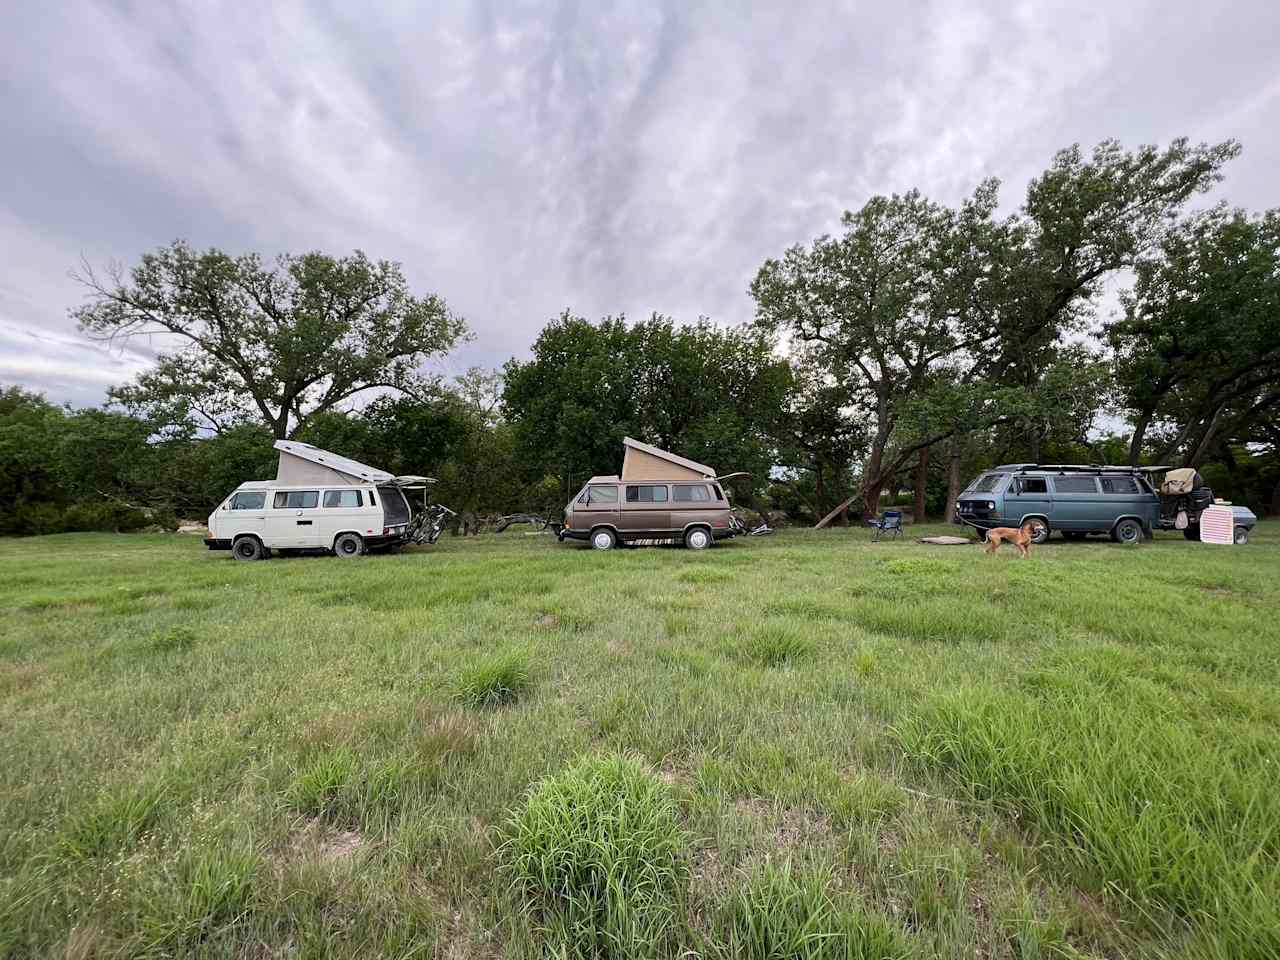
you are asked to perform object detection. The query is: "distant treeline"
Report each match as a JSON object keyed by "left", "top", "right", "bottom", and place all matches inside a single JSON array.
[{"left": 2, "top": 137, "right": 1277, "bottom": 535}]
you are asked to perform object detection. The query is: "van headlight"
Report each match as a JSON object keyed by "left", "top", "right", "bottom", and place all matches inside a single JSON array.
[{"left": 985, "top": 501, "right": 995, "bottom": 510}]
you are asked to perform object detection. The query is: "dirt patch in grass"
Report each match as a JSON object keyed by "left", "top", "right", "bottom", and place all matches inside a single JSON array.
[
  {"left": 0, "top": 662, "right": 46, "bottom": 693},
  {"left": 732, "top": 798, "right": 835, "bottom": 851},
  {"left": 606, "top": 637, "right": 631, "bottom": 657},
  {"left": 283, "top": 817, "right": 369, "bottom": 867}
]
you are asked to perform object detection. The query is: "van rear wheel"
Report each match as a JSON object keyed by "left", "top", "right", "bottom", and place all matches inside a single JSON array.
[
  {"left": 1112, "top": 519, "right": 1143, "bottom": 544},
  {"left": 334, "top": 533, "right": 364, "bottom": 558},
  {"left": 684, "top": 527, "right": 712, "bottom": 550},
  {"left": 232, "top": 536, "right": 264, "bottom": 561},
  {"left": 1183, "top": 525, "right": 1201, "bottom": 541},
  {"left": 590, "top": 528, "right": 617, "bottom": 551}
]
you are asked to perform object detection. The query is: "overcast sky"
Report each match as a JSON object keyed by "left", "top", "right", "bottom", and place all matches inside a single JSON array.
[{"left": 3, "top": 0, "right": 1278, "bottom": 409}]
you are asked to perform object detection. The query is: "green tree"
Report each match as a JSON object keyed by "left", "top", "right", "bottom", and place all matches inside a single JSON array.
[
  {"left": 503, "top": 313, "right": 793, "bottom": 499},
  {"left": 751, "top": 184, "right": 1007, "bottom": 519},
  {"left": 1110, "top": 207, "right": 1280, "bottom": 467},
  {"left": 74, "top": 241, "right": 467, "bottom": 438}
]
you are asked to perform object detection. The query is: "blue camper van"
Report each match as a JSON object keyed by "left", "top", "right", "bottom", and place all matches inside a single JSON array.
[{"left": 953, "top": 464, "right": 1256, "bottom": 544}]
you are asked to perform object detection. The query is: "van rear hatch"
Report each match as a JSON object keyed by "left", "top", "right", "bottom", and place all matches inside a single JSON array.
[{"left": 377, "top": 485, "right": 412, "bottom": 526}]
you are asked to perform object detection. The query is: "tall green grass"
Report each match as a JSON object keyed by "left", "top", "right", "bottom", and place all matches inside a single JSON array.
[
  {"left": 705, "top": 862, "right": 907, "bottom": 960},
  {"left": 498, "top": 753, "right": 691, "bottom": 958},
  {"left": 0, "top": 526, "right": 1276, "bottom": 958},
  {"left": 898, "top": 656, "right": 1280, "bottom": 956}
]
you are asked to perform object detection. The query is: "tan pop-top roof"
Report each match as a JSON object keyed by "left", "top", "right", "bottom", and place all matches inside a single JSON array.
[{"left": 621, "top": 436, "right": 716, "bottom": 479}]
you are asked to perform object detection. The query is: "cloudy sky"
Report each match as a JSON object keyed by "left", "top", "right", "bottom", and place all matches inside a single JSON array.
[{"left": 3, "top": 0, "right": 1278, "bottom": 409}]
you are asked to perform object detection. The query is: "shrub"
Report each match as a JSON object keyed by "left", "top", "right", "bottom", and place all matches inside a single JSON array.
[
  {"left": 498, "top": 753, "right": 691, "bottom": 958},
  {"left": 453, "top": 653, "right": 531, "bottom": 708},
  {"left": 705, "top": 862, "right": 907, "bottom": 960}
]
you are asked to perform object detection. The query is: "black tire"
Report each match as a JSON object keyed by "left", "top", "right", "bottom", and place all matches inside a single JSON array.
[
  {"left": 1112, "top": 518, "right": 1143, "bottom": 544},
  {"left": 1234, "top": 526, "right": 1249, "bottom": 545},
  {"left": 684, "top": 527, "right": 712, "bottom": 551},
  {"left": 232, "top": 536, "right": 264, "bottom": 561},
  {"left": 1183, "top": 525, "right": 1201, "bottom": 541},
  {"left": 590, "top": 527, "right": 617, "bottom": 551},
  {"left": 333, "top": 532, "right": 364, "bottom": 558},
  {"left": 1024, "top": 518, "right": 1050, "bottom": 544}
]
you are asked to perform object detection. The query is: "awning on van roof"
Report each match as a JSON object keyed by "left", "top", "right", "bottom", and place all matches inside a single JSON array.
[{"left": 390, "top": 475, "right": 437, "bottom": 489}]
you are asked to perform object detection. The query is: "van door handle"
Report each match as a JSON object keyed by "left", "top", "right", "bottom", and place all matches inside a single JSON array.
[{"left": 296, "top": 520, "right": 313, "bottom": 526}]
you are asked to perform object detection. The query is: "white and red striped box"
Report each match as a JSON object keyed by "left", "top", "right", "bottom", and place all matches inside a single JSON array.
[{"left": 1199, "top": 505, "right": 1235, "bottom": 545}]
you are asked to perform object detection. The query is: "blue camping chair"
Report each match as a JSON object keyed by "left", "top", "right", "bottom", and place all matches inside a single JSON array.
[{"left": 869, "top": 509, "right": 903, "bottom": 541}]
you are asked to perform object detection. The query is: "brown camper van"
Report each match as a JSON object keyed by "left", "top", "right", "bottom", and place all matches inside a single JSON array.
[{"left": 558, "top": 438, "right": 739, "bottom": 550}]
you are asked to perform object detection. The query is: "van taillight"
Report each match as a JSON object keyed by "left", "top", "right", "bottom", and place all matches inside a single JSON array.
[{"left": 382, "top": 527, "right": 390, "bottom": 535}]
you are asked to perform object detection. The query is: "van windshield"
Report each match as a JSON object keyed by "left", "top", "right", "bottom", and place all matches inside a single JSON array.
[{"left": 967, "top": 473, "right": 1006, "bottom": 493}]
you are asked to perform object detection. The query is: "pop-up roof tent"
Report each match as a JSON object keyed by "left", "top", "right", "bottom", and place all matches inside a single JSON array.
[
  {"left": 620, "top": 436, "right": 717, "bottom": 480},
  {"left": 272, "top": 441, "right": 434, "bottom": 489}
]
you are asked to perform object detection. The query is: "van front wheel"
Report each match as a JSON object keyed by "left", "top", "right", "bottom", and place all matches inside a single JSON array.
[
  {"left": 1024, "top": 518, "right": 1050, "bottom": 544},
  {"left": 685, "top": 527, "right": 712, "bottom": 550},
  {"left": 334, "top": 533, "right": 364, "bottom": 558},
  {"left": 232, "top": 536, "right": 264, "bottom": 561},
  {"left": 590, "top": 528, "right": 617, "bottom": 551}
]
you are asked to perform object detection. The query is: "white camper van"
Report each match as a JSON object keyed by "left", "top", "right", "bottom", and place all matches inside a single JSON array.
[{"left": 205, "top": 441, "right": 433, "bottom": 560}]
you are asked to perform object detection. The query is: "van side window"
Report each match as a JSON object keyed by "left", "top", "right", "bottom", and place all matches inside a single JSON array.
[
  {"left": 368, "top": 490, "right": 377, "bottom": 506},
  {"left": 673, "top": 484, "right": 711, "bottom": 502},
  {"left": 713, "top": 484, "right": 725, "bottom": 501},
  {"left": 1053, "top": 477, "right": 1098, "bottom": 494},
  {"left": 323, "top": 490, "right": 363, "bottom": 508},
  {"left": 1100, "top": 476, "right": 1140, "bottom": 495},
  {"left": 625, "top": 485, "right": 668, "bottom": 503},
  {"left": 581, "top": 485, "right": 618, "bottom": 504},
  {"left": 273, "top": 490, "right": 319, "bottom": 509},
  {"left": 1015, "top": 478, "right": 1048, "bottom": 494},
  {"left": 230, "top": 491, "right": 266, "bottom": 510}
]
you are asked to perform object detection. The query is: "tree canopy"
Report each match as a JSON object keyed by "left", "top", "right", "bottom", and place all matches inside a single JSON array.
[
  {"left": 3, "top": 136, "right": 1277, "bottom": 536},
  {"left": 74, "top": 242, "right": 468, "bottom": 439}
]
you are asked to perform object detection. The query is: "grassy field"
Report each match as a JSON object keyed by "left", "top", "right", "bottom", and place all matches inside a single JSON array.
[{"left": 1, "top": 523, "right": 1277, "bottom": 959}]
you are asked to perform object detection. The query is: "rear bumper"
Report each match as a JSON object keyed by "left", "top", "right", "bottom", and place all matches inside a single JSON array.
[
  {"left": 559, "top": 529, "right": 590, "bottom": 542},
  {"left": 204, "top": 538, "right": 231, "bottom": 550}
]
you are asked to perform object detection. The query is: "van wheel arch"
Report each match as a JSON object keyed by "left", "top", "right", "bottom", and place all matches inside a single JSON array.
[
  {"left": 232, "top": 535, "right": 265, "bottom": 561},
  {"left": 589, "top": 526, "right": 618, "bottom": 550},
  {"left": 1111, "top": 517, "right": 1146, "bottom": 544},
  {"left": 1021, "top": 516, "right": 1050, "bottom": 544},
  {"left": 333, "top": 532, "right": 365, "bottom": 558},
  {"left": 684, "top": 525, "right": 713, "bottom": 550}
]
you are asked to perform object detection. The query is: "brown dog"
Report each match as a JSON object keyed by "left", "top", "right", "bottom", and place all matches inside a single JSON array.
[{"left": 983, "top": 521, "right": 1036, "bottom": 559}]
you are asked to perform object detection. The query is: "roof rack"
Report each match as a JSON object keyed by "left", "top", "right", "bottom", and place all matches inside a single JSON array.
[{"left": 1010, "top": 464, "right": 1173, "bottom": 474}]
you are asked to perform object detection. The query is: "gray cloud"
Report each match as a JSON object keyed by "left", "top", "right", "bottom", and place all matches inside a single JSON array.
[{"left": 2, "top": 0, "right": 1278, "bottom": 408}]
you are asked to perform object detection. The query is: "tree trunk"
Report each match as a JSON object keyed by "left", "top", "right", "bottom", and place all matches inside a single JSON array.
[
  {"left": 1028, "top": 426, "right": 1041, "bottom": 464},
  {"left": 913, "top": 446, "right": 929, "bottom": 524},
  {"left": 1271, "top": 477, "right": 1280, "bottom": 517},
  {"left": 1127, "top": 410, "right": 1153, "bottom": 466},
  {"left": 944, "top": 442, "right": 961, "bottom": 523},
  {"left": 861, "top": 445, "right": 884, "bottom": 519}
]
